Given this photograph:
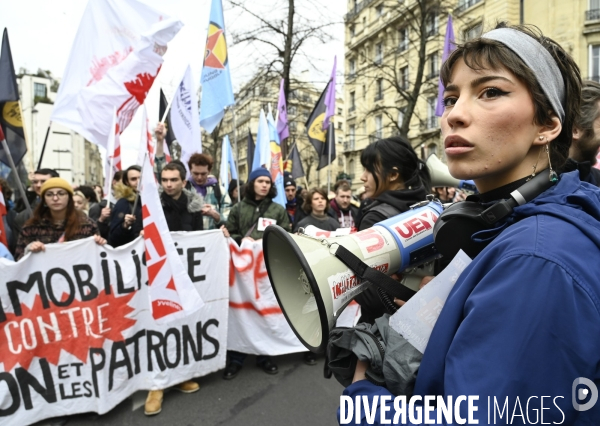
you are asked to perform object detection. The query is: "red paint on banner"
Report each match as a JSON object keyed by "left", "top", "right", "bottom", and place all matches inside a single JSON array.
[
  {"left": 228, "top": 302, "right": 282, "bottom": 316},
  {"left": 1, "top": 291, "right": 136, "bottom": 371}
]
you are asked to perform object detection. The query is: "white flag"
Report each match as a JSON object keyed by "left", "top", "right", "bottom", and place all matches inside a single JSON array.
[
  {"left": 103, "top": 108, "right": 119, "bottom": 200},
  {"left": 140, "top": 154, "right": 204, "bottom": 322},
  {"left": 136, "top": 104, "right": 155, "bottom": 167},
  {"left": 170, "top": 65, "right": 202, "bottom": 168},
  {"left": 51, "top": 0, "right": 182, "bottom": 148}
]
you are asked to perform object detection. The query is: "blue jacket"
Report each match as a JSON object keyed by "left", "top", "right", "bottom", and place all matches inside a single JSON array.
[{"left": 340, "top": 172, "right": 600, "bottom": 425}]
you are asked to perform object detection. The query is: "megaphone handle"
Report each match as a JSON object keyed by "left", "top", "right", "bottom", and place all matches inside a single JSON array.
[{"left": 333, "top": 245, "right": 417, "bottom": 302}]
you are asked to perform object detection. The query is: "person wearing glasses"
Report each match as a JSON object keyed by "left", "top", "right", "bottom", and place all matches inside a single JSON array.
[{"left": 14, "top": 178, "right": 106, "bottom": 261}]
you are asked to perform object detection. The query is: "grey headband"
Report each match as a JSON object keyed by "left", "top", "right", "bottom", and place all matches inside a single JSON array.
[{"left": 482, "top": 28, "right": 565, "bottom": 123}]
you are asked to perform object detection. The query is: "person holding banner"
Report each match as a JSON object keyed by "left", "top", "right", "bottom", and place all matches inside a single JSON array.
[
  {"left": 341, "top": 23, "right": 600, "bottom": 424},
  {"left": 223, "top": 167, "right": 290, "bottom": 379},
  {"left": 14, "top": 178, "right": 106, "bottom": 260}
]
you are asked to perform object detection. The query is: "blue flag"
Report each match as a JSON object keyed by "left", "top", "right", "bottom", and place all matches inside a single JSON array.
[
  {"left": 219, "top": 135, "right": 237, "bottom": 190},
  {"left": 199, "top": 0, "right": 235, "bottom": 133},
  {"left": 252, "top": 109, "right": 270, "bottom": 171}
]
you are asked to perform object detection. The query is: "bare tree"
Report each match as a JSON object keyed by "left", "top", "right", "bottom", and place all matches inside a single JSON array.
[
  {"left": 351, "top": 0, "right": 453, "bottom": 138},
  {"left": 227, "top": 0, "right": 339, "bottom": 115}
]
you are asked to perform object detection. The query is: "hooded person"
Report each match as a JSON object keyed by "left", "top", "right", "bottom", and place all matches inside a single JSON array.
[
  {"left": 222, "top": 167, "right": 290, "bottom": 379},
  {"left": 340, "top": 23, "right": 600, "bottom": 425},
  {"left": 283, "top": 177, "right": 298, "bottom": 225}
]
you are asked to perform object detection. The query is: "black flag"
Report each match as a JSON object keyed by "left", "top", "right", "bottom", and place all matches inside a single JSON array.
[
  {"left": 246, "top": 129, "right": 254, "bottom": 170},
  {"left": 285, "top": 143, "right": 305, "bottom": 179},
  {"left": 305, "top": 82, "right": 336, "bottom": 170},
  {"left": 159, "top": 88, "right": 176, "bottom": 151},
  {"left": 0, "top": 28, "right": 27, "bottom": 168}
]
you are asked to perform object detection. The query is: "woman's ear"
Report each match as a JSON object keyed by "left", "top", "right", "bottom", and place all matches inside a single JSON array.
[
  {"left": 389, "top": 167, "right": 400, "bottom": 182},
  {"left": 535, "top": 116, "right": 562, "bottom": 146}
]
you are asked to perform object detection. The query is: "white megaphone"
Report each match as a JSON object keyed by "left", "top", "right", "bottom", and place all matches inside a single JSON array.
[
  {"left": 263, "top": 201, "right": 443, "bottom": 353},
  {"left": 427, "top": 153, "right": 460, "bottom": 188}
]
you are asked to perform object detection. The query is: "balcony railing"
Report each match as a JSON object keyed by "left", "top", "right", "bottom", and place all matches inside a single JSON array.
[
  {"left": 586, "top": 9, "right": 600, "bottom": 21},
  {"left": 454, "top": 0, "right": 483, "bottom": 14},
  {"left": 344, "top": 0, "right": 376, "bottom": 21},
  {"left": 369, "top": 132, "right": 383, "bottom": 143},
  {"left": 344, "top": 141, "right": 356, "bottom": 151}
]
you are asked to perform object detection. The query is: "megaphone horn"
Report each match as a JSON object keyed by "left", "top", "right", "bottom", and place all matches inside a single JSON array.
[
  {"left": 427, "top": 153, "right": 460, "bottom": 188},
  {"left": 263, "top": 201, "right": 443, "bottom": 354}
]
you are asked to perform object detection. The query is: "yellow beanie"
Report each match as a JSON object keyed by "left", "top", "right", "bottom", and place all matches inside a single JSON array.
[{"left": 40, "top": 178, "right": 74, "bottom": 197}]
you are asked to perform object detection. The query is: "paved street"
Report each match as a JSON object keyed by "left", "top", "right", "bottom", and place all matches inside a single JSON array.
[{"left": 34, "top": 353, "right": 342, "bottom": 426}]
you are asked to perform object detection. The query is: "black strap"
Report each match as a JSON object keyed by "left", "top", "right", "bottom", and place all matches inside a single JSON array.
[{"left": 332, "top": 245, "right": 416, "bottom": 302}]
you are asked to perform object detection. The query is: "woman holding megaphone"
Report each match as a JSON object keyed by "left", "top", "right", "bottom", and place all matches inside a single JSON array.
[
  {"left": 354, "top": 136, "right": 431, "bottom": 324},
  {"left": 341, "top": 23, "right": 600, "bottom": 424}
]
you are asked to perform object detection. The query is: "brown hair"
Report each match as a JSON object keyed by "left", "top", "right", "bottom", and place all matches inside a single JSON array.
[
  {"left": 0, "top": 177, "right": 13, "bottom": 202},
  {"left": 441, "top": 22, "right": 582, "bottom": 171},
  {"left": 188, "top": 153, "right": 214, "bottom": 171},
  {"left": 334, "top": 180, "right": 352, "bottom": 194},
  {"left": 26, "top": 193, "right": 86, "bottom": 241},
  {"left": 575, "top": 80, "right": 600, "bottom": 141},
  {"left": 302, "top": 187, "right": 329, "bottom": 214},
  {"left": 162, "top": 162, "right": 186, "bottom": 181}
]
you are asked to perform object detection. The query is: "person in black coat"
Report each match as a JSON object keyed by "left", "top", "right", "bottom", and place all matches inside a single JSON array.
[
  {"left": 354, "top": 136, "right": 431, "bottom": 324},
  {"left": 108, "top": 165, "right": 142, "bottom": 247},
  {"left": 160, "top": 163, "right": 204, "bottom": 232}
]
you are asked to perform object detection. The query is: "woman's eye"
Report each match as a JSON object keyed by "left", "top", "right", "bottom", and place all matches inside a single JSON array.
[
  {"left": 481, "top": 87, "right": 508, "bottom": 98},
  {"left": 442, "top": 97, "right": 457, "bottom": 107}
]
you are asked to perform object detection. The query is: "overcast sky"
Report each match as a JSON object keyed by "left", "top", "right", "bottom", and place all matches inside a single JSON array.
[{"left": 0, "top": 0, "right": 346, "bottom": 169}]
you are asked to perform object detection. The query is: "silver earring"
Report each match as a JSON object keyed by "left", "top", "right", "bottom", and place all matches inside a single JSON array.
[
  {"left": 539, "top": 135, "right": 544, "bottom": 140},
  {"left": 546, "top": 144, "right": 558, "bottom": 183}
]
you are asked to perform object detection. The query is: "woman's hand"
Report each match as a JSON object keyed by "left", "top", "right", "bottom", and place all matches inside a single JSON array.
[
  {"left": 394, "top": 275, "right": 435, "bottom": 307},
  {"left": 123, "top": 214, "right": 136, "bottom": 228},
  {"left": 99, "top": 207, "right": 111, "bottom": 222},
  {"left": 220, "top": 225, "right": 230, "bottom": 238},
  {"left": 94, "top": 235, "right": 107, "bottom": 246},
  {"left": 201, "top": 204, "right": 220, "bottom": 221},
  {"left": 27, "top": 241, "right": 45, "bottom": 253},
  {"left": 353, "top": 360, "right": 368, "bottom": 383}
]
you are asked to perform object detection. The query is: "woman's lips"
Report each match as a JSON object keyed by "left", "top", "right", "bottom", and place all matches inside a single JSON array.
[{"left": 444, "top": 135, "right": 474, "bottom": 155}]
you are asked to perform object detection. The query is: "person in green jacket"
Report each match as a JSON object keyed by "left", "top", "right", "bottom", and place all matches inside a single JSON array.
[{"left": 222, "top": 167, "right": 290, "bottom": 379}]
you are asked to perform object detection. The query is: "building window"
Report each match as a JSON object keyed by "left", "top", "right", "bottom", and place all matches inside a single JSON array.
[
  {"left": 375, "top": 4, "right": 384, "bottom": 17},
  {"left": 288, "top": 105, "right": 297, "bottom": 115},
  {"left": 349, "top": 58, "right": 356, "bottom": 79},
  {"left": 427, "top": 51, "right": 439, "bottom": 79},
  {"left": 375, "top": 78, "right": 383, "bottom": 101},
  {"left": 338, "top": 122, "right": 343, "bottom": 130},
  {"left": 362, "top": 84, "right": 367, "bottom": 100},
  {"left": 398, "top": 28, "right": 409, "bottom": 52},
  {"left": 337, "top": 107, "right": 342, "bottom": 115},
  {"left": 425, "top": 14, "right": 439, "bottom": 37},
  {"left": 349, "top": 159, "right": 355, "bottom": 176},
  {"left": 463, "top": 23, "right": 482, "bottom": 42},
  {"left": 590, "top": 45, "right": 600, "bottom": 82},
  {"left": 374, "top": 43, "right": 383, "bottom": 64},
  {"left": 350, "top": 25, "right": 356, "bottom": 37},
  {"left": 427, "top": 97, "right": 438, "bottom": 129},
  {"left": 456, "top": 0, "right": 483, "bottom": 14},
  {"left": 350, "top": 91, "right": 356, "bottom": 111},
  {"left": 34, "top": 82, "right": 47, "bottom": 99},
  {"left": 349, "top": 124, "right": 356, "bottom": 149},
  {"left": 289, "top": 121, "right": 297, "bottom": 132},
  {"left": 375, "top": 115, "right": 383, "bottom": 139},
  {"left": 400, "top": 66, "right": 409, "bottom": 90},
  {"left": 589, "top": 0, "right": 600, "bottom": 20},
  {"left": 397, "top": 108, "right": 405, "bottom": 129}
]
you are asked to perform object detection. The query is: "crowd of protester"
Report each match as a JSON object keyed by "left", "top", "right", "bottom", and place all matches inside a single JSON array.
[{"left": 2, "top": 75, "right": 600, "bottom": 422}]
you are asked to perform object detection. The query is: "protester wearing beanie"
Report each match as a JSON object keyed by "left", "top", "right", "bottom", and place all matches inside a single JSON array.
[
  {"left": 223, "top": 167, "right": 290, "bottom": 379},
  {"left": 15, "top": 178, "right": 106, "bottom": 260}
]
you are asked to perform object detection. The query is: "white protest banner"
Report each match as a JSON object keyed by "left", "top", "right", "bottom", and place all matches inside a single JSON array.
[
  {"left": 389, "top": 250, "right": 472, "bottom": 353},
  {"left": 136, "top": 105, "right": 156, "bottom": 167},
  {"left": 51, "top": 0, "right": 182, "bottom": 148},
  {"left": 227, "top": 239, "right": 305, "bottom": 355},
  {"left": 170, "top": 65, "right": 202, "bottom": 167},
  {"left": 0, "top": 230, "right": 228, "bottom": 426}
]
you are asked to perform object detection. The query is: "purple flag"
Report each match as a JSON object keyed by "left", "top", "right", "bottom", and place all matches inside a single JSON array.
[
  {"left": 323, "top": 56, "right": 337, "bottom": 130},
  {"left": 436, "top": 15, "right": 455, "bottom": 117},
  {"left": 276, "top": 79, "right": 289, "bottom": 141}
]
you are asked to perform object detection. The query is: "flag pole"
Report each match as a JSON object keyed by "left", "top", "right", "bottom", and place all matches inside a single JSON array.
[
  {"left": 230, "top": 106, "right": 241, "bottom": 204},
  {"left": 37, "top": 121, "right": 52, "bottom": 170},
  {"left": 160, "top": 93, "right": 174, "bottom": 123},
  {"left": 1, "top": 137, "right": 32, "bottom": 216},
  {"left": 327, "top": 122, "right": 333, "bottom": 194}
]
